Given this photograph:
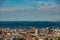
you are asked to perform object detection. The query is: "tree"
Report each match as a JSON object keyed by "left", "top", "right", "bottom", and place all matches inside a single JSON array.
[{"left": 58, "top": 37, "right": 60, "bottom": 40}]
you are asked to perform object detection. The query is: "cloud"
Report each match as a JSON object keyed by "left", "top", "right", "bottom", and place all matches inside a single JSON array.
[
  {"left": 0, "top": 1, "right": 60, "bottom": 13},
  {"left": 0, "top": 1, "right": 60, "bottom": 16},
  {"left": 0, "top": 6, "right": 35, "bottom": 12},
  {"left": 0, "top": 0, "right": 60, "bottom": 21}
]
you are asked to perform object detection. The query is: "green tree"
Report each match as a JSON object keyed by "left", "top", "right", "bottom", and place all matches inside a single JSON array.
[{"left": 58, "top": 37, "right": 60, "bottom": 40}]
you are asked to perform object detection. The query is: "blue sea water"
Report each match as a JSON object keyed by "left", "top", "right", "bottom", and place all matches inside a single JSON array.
[{"left": 0, "top": 21, "right": 60, "bottom": 29}]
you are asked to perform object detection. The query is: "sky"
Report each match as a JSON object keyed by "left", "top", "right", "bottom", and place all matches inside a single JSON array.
[{"left": 0, "top": 0, "right": 60, "bottom": 21}]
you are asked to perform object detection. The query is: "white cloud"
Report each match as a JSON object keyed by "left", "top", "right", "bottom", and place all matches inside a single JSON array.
[
  {"left": 0, "top": 0, "right": 60, "bottom": 21},
  {"left": 0, "top": 6, "right": 35, "bottom": 12},
  {"left": 41, "top": 15, "right": 60, "bottom": 21},
  {"left": 0, "top": 1, "right": 60, "bottom": 13}
]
